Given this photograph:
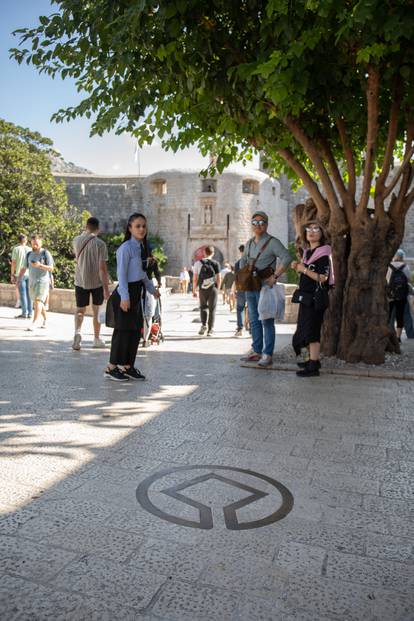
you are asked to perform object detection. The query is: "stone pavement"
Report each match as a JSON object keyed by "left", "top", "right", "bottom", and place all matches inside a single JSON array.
[{"left": 0, "top": 296, "right": 414, "bottom": 621}]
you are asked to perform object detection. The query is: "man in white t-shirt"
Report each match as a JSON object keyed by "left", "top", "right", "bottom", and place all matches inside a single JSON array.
[{"left": 72, "top": 217, "right": 110, "bottom": 350}]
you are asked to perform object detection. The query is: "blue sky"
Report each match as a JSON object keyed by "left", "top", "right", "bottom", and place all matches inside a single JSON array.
[{"left": 1, "top": 1, "right": 258, "bottom": 175}]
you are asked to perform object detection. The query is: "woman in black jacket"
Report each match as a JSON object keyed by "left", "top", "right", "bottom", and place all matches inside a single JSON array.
[{"left": 291, "top": 221, "right": 333, "bottom": 377}]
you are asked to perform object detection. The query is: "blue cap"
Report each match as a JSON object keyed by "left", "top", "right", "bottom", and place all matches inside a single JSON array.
[{"left": 395, "top": 248, "right": 405, "bottom": 259}]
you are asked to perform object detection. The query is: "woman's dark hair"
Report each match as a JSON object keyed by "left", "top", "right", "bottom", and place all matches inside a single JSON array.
[
  {"left": 299, "top": 219, "right": 329, "bottom": 249},
  {"left": 123, "top": 213, "right": 147, "bottom": 242}
]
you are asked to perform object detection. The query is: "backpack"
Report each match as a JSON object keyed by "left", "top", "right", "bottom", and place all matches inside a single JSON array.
[
  {"left": 387, "top": 264, "right": 409, "bottom": 300},
  {"left": 198, "top": 259, "right": 217, "bottom": 289}
]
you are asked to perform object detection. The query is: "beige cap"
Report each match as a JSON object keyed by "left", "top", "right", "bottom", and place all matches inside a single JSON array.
[{"left": 252, "top": 211, "right": 268, "bottom": 222}]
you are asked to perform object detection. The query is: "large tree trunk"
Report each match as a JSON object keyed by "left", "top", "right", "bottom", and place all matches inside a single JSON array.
[
  {"left": 336, "top": 216, "right": 398, "bottom": 364},
  {"left": 321, "top": 231, "right": 349, "bottom": 356},
  {"left": 294, "top": 202, "right": 403, "bottom": 364}
]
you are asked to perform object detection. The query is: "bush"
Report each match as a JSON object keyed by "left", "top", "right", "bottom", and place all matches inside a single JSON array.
[{"left": 286, "top": 242, "right": 299, "bottom": 285}]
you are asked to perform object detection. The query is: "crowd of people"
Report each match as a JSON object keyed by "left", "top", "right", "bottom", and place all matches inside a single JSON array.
[{"left": 9, "top": 209, "right": 413, "bottom": 381}]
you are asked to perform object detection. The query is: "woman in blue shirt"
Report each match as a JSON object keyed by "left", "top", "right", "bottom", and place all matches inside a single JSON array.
[{"left": 105, "top": 213, "right": 160, "bottom": 381}]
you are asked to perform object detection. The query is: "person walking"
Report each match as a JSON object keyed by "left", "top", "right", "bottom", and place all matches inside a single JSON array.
[
  {"left": 179, "top": 267, "right": 190, "bottom": 294},
  {"left": 239, "top": 211, "right": 291, "bottom": 366},
  {"left": 387, "top": 248, "right": 411, "bottom": 343},
  {"left": 11, "top": 234, "right": 32, "bottom": 319},
  {"left": 104, "top": 213, "right": 160, "bottom": 382},
  {"left": 234, "top": 244, "right": 246, "bottom": 337},
  {"left": 193, "top": 245, "right": 221, "bottom": 336},
  {"left": 291, "top": 221, "right": 333, "bottom": 377},
  {"left": 72, "top": 217, "right": 110, "bottom": 350},
  {"left": 221, "top": 265, "right": 235, "bottom": 310},
  {"left": 18, "top": 234, "right": 54, "bottom": 331}
]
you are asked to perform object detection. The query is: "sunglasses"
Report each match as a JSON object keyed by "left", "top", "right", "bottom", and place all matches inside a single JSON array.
[
  {"left": 306, "top": 226, "right": 321, "bottom": 233},
  {"left": 251, "top": 219, "right": 267, "bottom": 226}
]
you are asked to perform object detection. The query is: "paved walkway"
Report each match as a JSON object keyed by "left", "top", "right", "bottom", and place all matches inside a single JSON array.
[{"left": 0, "top": 297, "right": 413, "bottom": 621}]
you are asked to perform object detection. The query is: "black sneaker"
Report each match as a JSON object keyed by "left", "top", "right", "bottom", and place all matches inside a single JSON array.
[
  {"left": 123, "top": 367, "right": 146, "bottom": 381},
  {"left": 104, "top": 367, "right": 129, "bottom": 382}
]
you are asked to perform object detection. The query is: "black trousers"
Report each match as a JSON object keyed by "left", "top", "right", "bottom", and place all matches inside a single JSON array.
[
  {"left": 109, "top": 329, "right": 140, "bottom": 367},
  {"left": 199, "top": 286, "right": 218, "bottom": 330},
  {"left": 109, "top": 281, "right": 143, "bottom": 367},
  {"left": 389, "top": 299, "right": 406, "bottom": 329}
]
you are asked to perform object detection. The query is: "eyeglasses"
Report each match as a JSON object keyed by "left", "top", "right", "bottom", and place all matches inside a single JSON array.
[
  {"left": 251, "top": 219, "right": 267, "bottom": 226},
  {"left": 305, "top": 226, "right": 321, "bottom": 233}
]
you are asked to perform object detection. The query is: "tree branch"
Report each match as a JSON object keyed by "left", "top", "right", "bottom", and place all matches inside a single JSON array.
[
  {"left": 384, "top": 123, "right": 414, "bottom": 198},
  {"left": 277, "top": 147, "right": 329, "bottom": 217},
  {"left": 357, "top": 66, "right": 380, "bottom": 214},
  {"left": 319, "top": 138, "right": 354, "bottom": 224},
  {"left": 336, "top": 117, "right": 356, "bottom": 198},
  {"left": 376, "top": 79, "right": 403, "bottom": 192},
  {"left": 389, "top": 163, "right": 412, "bottom": 224},
  {"left": 284, "top": 116, "right": 341, "bottom": 213}
]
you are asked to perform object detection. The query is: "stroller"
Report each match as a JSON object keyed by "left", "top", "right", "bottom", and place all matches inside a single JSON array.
[
  {"left": 142, "top": 291, "right": 164, "bottom": 346},
  {"left": 149, "top": 296, "right": 164, "bottom": 344}
]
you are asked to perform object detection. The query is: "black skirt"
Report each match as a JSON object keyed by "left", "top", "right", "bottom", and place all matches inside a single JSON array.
[
  {"left": 292, "top": 303, "right": 326, "bottom": 355},
  {"left": 106, "top": 281, "right": 144, "bottom": 332}
]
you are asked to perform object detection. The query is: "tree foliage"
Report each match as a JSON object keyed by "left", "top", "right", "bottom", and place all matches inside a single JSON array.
[
  {"left": 0, "top": 118, "right": 89, "bottom": 288},
  {"left": 11, "top": 0, "right": 414, "bottom": 362}
]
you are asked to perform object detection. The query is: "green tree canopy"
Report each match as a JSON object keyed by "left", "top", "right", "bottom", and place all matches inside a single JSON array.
[
  {"left": 0, "top": 118, "right": 88, "bottom": 287},
  {"left": 11, "top": 0, "right": 414, "bottom": 362}
]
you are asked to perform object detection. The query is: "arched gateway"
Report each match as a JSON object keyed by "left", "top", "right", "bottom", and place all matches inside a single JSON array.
[{"left": 192, "top": 246, "right": 224, "bottom": 267}]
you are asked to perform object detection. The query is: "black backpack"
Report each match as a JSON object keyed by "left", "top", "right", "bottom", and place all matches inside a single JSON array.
[
  {"left": 387, "top": 264, "right": 409, "bottom": 300},
  {"left": 198, "top": 259, "right": 216, "bottom": 289}
]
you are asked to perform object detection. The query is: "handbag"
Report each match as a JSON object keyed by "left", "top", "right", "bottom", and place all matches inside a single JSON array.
[
  {"left": 235, "top": 237, "right": 273, "bottom": 292},
  {"left": 314, "top": 284, "right": 329, "bottom": 311},
  {"left": 105, "top": 286, "right": 119, "bottom": 328},
  {"left": 291, "top": 289, "right": 314, "bottom": 306}
]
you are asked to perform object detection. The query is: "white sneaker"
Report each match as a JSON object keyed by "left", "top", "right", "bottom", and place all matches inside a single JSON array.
[
  {"left": 258, "top": 354, "right": 273, "bottom": 367},
  {"left": 93, "top": 337, "right": 106, "bottom": 348},
  {"left": 41, "top": 320, "right": 47, "bottom": 329},
  {"left": 26, "top": 324, "right": 39, "bottom": 332},
  {"left": 14, "top": 301, "right": 21, "bottom": 308},
  {"left": 72, "top": 334, "right": 81, "bottom": 350}
]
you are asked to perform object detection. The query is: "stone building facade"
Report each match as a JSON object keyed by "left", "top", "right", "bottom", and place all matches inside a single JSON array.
[{"left": 54, "top": 168, "right": 288, "bottom": 273}]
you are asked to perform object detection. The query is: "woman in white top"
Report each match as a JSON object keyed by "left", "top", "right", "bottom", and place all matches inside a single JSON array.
[{"left": 179, "top": 267, "right": 190, "bottom": 294}]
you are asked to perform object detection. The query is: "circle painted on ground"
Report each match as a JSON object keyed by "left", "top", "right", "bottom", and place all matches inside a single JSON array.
[{"left": 136, "top": 464, "right": 294, "bottom": 530}]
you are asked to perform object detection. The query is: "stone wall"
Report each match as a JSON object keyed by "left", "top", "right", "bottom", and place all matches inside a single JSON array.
[
  {"left": 54, "top": 168, "right": 289, "bottom": 275},
  {"left": 0, "top": 283, "right": 298, "bottom": 323}
]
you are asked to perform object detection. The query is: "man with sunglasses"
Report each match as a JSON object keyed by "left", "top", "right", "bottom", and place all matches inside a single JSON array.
[{"left": 240, "top": 211, "right": 292, "bottom": 366}]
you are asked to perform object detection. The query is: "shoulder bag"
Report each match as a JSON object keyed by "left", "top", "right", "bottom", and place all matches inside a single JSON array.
[{"left": 235, "top": 237, "right": 273, "bottom": 292}]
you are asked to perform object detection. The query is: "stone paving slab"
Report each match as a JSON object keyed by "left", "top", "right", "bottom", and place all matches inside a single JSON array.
[{"left": 1, "top": 299, "right": 414, "bottom": 620}]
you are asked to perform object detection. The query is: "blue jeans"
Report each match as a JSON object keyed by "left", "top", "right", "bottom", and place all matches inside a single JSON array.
[
  {"left": 18, "top": 276, "right": 32, "bottom": 317},
  {"left": 236, "top": 291, "right": 246, "bottom": 330},
  {"left": 246, "top": 290, "right": 275, "bottom": 356}
]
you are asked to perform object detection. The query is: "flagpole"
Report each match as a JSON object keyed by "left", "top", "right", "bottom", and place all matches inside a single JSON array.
[{"left": 134, "top": 139, "right": 141, "bottom": 177}]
